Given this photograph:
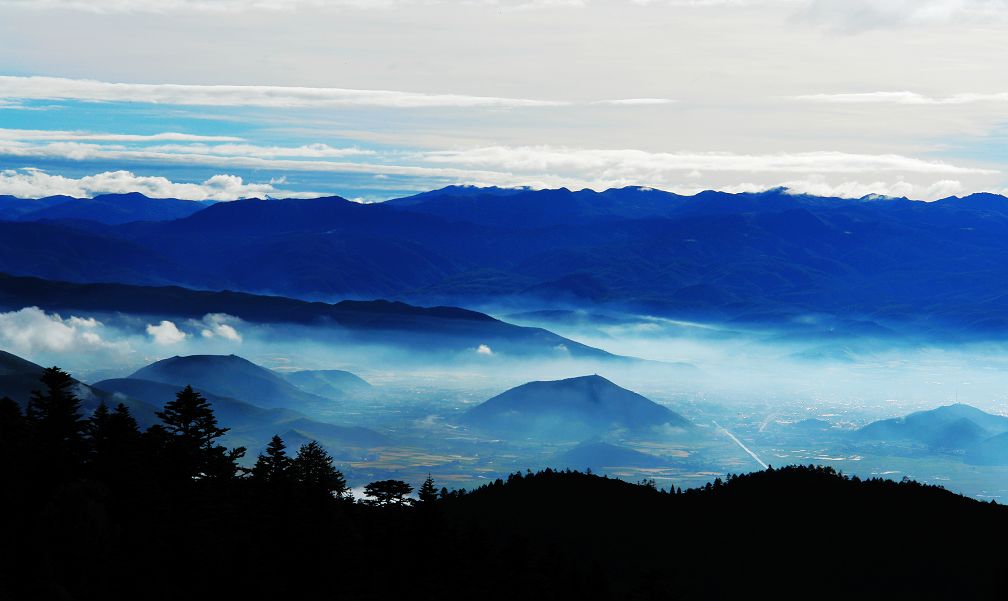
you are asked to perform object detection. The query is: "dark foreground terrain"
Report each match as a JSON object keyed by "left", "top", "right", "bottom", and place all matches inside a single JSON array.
[{"left": 1, "top": 367, "right": 1005, "bottom": 601}]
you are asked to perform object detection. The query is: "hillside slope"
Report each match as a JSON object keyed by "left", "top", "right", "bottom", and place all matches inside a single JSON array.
[{"left": 462, "top": 375, "right": 689, "bottom": 440}]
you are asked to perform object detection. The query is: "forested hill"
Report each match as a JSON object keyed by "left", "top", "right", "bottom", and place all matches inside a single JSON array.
[{"left": 1, "top": 367, "right": 1005, "bottom": 600}]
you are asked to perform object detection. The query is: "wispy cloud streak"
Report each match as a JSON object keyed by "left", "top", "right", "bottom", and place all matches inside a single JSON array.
[
  {"left": 795, "top": 91, "right": 1008, "bottom": 105},
  {"left": 0, "top": 76, "right": 571, "bottom": 109},
  {"left": 0, "top": 76, "right": 676, "bottom": 110}
]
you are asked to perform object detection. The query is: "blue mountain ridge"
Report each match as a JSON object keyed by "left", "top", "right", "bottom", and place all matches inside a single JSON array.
[{"left": 4, "top": 186, "right": 1008, "bottom": 336}]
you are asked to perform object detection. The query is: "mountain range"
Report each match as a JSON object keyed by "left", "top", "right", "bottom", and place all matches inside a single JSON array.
[
  {"left": 5, "top": 186, "right": 1008, "bottom": 335},
  {"left": 0, "top": 192, "right": 212, "bottom": 224},
  {"left": 0, "top": 272, "right": 618, "bottom": 361}
]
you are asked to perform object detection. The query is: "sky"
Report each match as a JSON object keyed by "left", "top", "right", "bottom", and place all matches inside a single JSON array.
[{"left": 0, "top": 0, "right": 1006, "bottom": 202}]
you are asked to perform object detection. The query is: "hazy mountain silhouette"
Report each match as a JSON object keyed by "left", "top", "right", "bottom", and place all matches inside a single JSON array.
[
  {"left": 781, "top": 418, "right": 834, "bottom": 433},
  {"left": 0, "top": 192, "right": 212, "bottom": 224},
  {"left": 0, "top": 194, "right": 69, "bottom": 219},
  {"left": 385, "top": 185, "right": 691, "bottom": 228},
  {"left": 0, "top": 273, "right": 620, "bottom": 360},
  {"left": 0, "top": 349, "right": 159, "bottom": 423},
  {"left": 965, "top": 431, "right": 1008, "bottom": 466},
  {"left": 92, "top": 376, "right": 389, "bottom": 452},
  {"left": 555, "top": 441, "right": 670, "bottom": 470},
  {"left": 0, "top": 221, "right": 189, "bottom": 284},
  {"left": 462, "top": 375, "right": 689, "bottom": 440},
  {"left": 857, "top": 404, "right": 1008, "bottom": 450},
  {"left": 129, "top": 354, "right": 328, "bottom": 411},
  {"left": 282, "top": 369, "right": 373, "bottom": 400}
]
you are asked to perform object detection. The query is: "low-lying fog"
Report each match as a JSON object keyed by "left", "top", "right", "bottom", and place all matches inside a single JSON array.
[
  {"left": 4, "top": 304, "right": 1007, "bottom": 420},
  {"left": 5, "top": 304, "right": 1008, "bottom": 499}
]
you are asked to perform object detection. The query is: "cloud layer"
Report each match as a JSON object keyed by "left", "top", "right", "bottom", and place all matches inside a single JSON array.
[
  {"left": 0, "top": 0, "right": 605, "bottom": 13},
  {"left": 796, "top": 0, "right": 1008, "bottom": 30},
  {"left": 0, "top": 168, "right": 287, "bottom": 200},
  {"left": 1, "top": 0, "right": 1006, "bottom": 204},
  {"left": 0, "top": 307, "right": 126, "bottom": 355},
  {"left": 0, "top": 134, "right": 998, "bottom": 201},
  {"left": 421, "top": 146, "right": 995, "bottom": 176},
  {"left": 795, "top": 91, "right": 1008, "bottom": 105}
]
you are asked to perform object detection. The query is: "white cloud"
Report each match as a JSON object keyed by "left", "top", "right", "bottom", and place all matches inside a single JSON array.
[
  {"left": 1, "top": 137, "right": 996, "bottom": 201},
  {"left": 795, "top": 0, "right": 1008, "bottom": 30},
  {"left": 145, "top": 314, "right": 243, "bottom": 345},
  {"left": 0, "top": 128, "right": 244, "bottom": 142},
  {"left": 146, "top": 320, "right": 187, "bottom": 345},
  {"left": 0, "top": 168, "right": 295, "bottom": 200},
  {"left": 144, "top": 142, "right": 375, "bottom": 159},
  {"left": 0, "top": 306, "right": 126, "bottom": 354},
  {"left": 0, "top": 0, "right": 596, "bottom": 12},
  {"left": 794, "top": 91, "right": 1008, "bottom": 105},
  {"left": 199, "top": 313, "right": 242, "bottom": 341},
  {"left": 719, "top": 176, "right": 967, "bottom": 201},
  {"left": 0, "top": 76, "right": 569, "bottom": 109},
  {"left": 12, "top": 138, "right": 986, "bottom": 193},
  {"left": 593, "top": 98, "right": 675, "bottom": 105},
  {"left": 420, "top": 145, "right": 996, "bottom": 176},
  {"left": 476, "top": 344, "right": 493, "bottom": 355},
  {"left": 0, "top": 76, "right": 677, "bottom": 111}
]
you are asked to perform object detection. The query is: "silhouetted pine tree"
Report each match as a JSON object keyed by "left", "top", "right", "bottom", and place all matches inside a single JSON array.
[
  {"left": 85, "top": 401, "right": 111, "bottom": 463},
  {"left": 291, "top": 440, "right": 348, "bottom": 499},
  {"left": 86, "top": 402, "right": 142, "bottom": 485},
  {"left": 418, "top": 474, "right": 438, "bottom": 504},
  {"left": 25, "top": 367, "right": 86, "bottom": 476},
  {"left": 0, "top": 396, "right": 26, "bottom": 490},
  {"left": 363, "top": 479, "right": 413, "bottom": 507},
  {"left": 252, "top": 434, "right": 292, "bottom": 486},
  {"left": 157, "top": 385, "right": 227, "bottom": 445},
  {"left": 0, "top": 395, "right": 24, "bottom": 444},
  {"left": 155, "top": 385, "right": 244, "bottom": 481}
]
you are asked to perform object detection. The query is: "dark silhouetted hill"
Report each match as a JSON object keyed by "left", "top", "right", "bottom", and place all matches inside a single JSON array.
[{"left": 5, "top": 364, "right": 1008, "bottom": 601}]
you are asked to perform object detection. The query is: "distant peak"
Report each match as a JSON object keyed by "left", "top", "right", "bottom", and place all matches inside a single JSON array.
[
  {"left": 155, "top": 353, "right": 251, "bottom": 364},
  {"left": 546, "top": 374, "right": 614, "bottom": 386},
  {"left": 93, "top": 191, "right": 152, "bottom": 200}
]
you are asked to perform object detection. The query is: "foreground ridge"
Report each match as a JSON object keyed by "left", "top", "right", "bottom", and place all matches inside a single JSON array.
[{"left": 1, "top": 367, "right": 1004, "bottom": 600}]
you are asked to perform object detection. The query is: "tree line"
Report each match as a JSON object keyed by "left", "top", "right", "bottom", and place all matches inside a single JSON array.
[
  {"left": 3, "top": 366, "right": 1008, "bottom": 600},
  {"left": 0, "top": 366, "right": 433, "bottom": 508}
]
